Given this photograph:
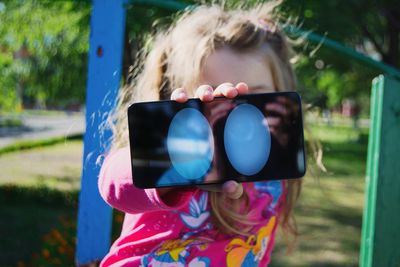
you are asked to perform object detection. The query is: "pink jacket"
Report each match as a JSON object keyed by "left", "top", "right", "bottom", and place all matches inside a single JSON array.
[{"left": 98, "top": 147, "right": 285, "bottom": 267}]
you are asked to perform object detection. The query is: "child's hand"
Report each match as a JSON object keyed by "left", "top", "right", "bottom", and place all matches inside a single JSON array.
[
  {"left": 264, "top": 95, "right": 299, "bottom": 146},
  {"left": 170, "top": 82, "right": 249, "bottom": 103},
  {"left": 170, "top": 82, "right": 249, "bottom": 200},
  {"left": 199, "top": 180, "right": 244, "bottom": 200}
]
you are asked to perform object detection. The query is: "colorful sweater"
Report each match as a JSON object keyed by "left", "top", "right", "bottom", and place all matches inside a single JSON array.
[{"left": 98, "top": 147, "right": 285, "bottom": 267}]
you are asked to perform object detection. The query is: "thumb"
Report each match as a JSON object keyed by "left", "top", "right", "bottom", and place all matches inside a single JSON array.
[{"left": 222, "top": 180, "right": 243, "bottom": 200}]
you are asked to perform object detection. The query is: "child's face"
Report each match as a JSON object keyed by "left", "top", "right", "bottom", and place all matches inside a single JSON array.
[{"left": 200, "top": 47, "right": 275, "bottom": 93}]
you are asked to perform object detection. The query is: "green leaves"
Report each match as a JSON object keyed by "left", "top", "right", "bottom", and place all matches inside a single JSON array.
[
  {"left": 0, "top": 1, "right": 90, "bottom": 111},
  {"left": 280, "top": 0, "right": 399, "bottom": 113},
  {"left": 1, "top": 0, "right": 397, "bottom": 114}
]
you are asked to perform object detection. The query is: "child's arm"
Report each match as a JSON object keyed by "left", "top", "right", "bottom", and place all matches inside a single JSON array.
[{"left": 98, "top": 146, "right": 197, "bottom": 214}]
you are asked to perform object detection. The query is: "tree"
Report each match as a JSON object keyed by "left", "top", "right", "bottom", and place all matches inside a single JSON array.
[
  {"left": 122, "top": 0, "right": 399, "bottom": 114},
  {"left": 279, "top": 0, "right": 399, "bottom": 112},
  {"left": 0, "top": 0, "right": 90, "bottom": 111}
]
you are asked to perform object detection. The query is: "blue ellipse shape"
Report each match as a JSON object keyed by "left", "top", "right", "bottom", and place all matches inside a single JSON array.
[
  {"left": 167, "top": 108, "right": 214, "bottom": 180},
  {"left": 224, "top": 104, "right": 271, "bottom": 175}
]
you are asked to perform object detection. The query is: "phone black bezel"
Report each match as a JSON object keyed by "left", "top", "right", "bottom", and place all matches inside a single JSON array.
[{"left": 127, "top": 91, "right": 306, "bottom": 188}]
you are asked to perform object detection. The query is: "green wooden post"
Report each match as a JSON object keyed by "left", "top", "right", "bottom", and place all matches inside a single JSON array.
[{"left": 360, "top": 75, "right": 400, "bottom": 267}]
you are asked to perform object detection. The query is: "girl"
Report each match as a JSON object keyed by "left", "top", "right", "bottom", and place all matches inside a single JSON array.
[{"left": 99, "top": 3, "right": 302, "bottom": 266}]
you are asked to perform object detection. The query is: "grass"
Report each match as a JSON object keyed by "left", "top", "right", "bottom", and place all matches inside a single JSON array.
[
  {"left": 0, "top": 139, "right": 124, "bottom": 266},
  {"left": 21, "top": 109, "right": 75, "bottom": 116},
  {"left": 270, "top": 123, "right": 368, "bottom": 267},
  {"left": 0, "top": 184, "right": 125, "bottom": 267},
  {"left": 0, "top": 121, "right": 368, "bottom": 266},
  {"left": 0, "top": 185, "right": 78, "bottom": 266},
  {"left": 0, "top": 140, "right": 83, "bottom": 191},
  {"left": 0, "top": 134, "right": 83, "bottom": 156},
  {"left": 0, "top": 118, "right": 23, "bottom": 128},
  {"left": 0, "top": 140, "right": 83, "bottom": 266}
]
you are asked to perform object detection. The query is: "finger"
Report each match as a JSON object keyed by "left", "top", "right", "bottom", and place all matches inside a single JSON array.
[
  {"left": 265, "top": 116, "right": 281, "bottom": 127},
  {"left": 265, "top": 103, "right": 288, "bottom": 116},
  {"left": 194, "top": 85, "right": 214, "bottom": 102},
  {"left": 222, "top": 180, "right": 243, "bottom": 200},
  {"left": 276, "top": 96, "right": 291, "bottom": 106},
  {"left": 170, "top": 88, "right": 188, "bottom": 103},
  {"left": 235, "top": 82, "right": 249, "bottom": 95},
  {"left": 213, "top": 83, "right": 237, "bottom": 98}
]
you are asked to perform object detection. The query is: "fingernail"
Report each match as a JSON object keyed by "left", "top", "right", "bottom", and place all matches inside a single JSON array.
[
  {"left": 236, "top": 82, "right": 249, "bottom": 93},
  {"left": 204, "top": 90, "right": 214, "bottom": 100},
  {"left": 226, "top": 88, "right": 238, "bottom": 98},
  {"left": 178, "top": 92, "right": 187, "bottom": 99},
  {"left": 225, "top": 181, "right": 237, "bottom": 193},
  {"left": 204, "top": 88, "right": 212, "bottom": 96}
]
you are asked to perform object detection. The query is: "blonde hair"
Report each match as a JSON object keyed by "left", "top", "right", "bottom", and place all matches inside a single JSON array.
[{"left": 112, "top": 2, "right": 302, "bottom": 243}]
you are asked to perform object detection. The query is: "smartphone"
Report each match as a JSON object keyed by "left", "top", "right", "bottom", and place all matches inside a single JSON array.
[{"left": 127, "top": 91, "right": 306, "bottom": 188}]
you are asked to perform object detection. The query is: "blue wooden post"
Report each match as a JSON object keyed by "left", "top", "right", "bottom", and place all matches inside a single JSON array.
[{"left": 76, "top": 0, "right": 127, "bottom": 265}]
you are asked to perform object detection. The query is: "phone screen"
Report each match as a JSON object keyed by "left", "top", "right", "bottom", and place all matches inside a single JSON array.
[{"left": 128, "top": 92, "right": 306, "bottom": 188}]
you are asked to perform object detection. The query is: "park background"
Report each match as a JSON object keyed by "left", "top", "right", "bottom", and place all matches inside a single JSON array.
[{"left": 0, "top": 0, "right": 398, "bottom": 266}]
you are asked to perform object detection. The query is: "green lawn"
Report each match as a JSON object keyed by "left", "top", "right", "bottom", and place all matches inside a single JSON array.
[
  {"left": 0, "top": 141, "right": 82, "bottom": 266},
  {"left": 0, "top": 140, "right": 124, "bottom": 266},
  {"left": 0, "top": 122, "right": 369, "bottom": 266},
  {"left": 0, "top": 140, "right": 83, "bottom": 190},
  {"left": 0, "top": 186, "right": 78, "bottom": 266},
  {"left": 271, "top": 124, "right": 368, "bottom": 267}
]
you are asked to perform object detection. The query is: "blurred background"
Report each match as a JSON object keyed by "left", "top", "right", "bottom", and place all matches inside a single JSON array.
[{"left": 0, "top": 0, "right": 398, "bottom": 266}]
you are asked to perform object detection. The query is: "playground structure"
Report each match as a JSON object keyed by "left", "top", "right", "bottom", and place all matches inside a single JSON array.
[{"left": 76, "top": 1, "right": 400, "bottom": 266}]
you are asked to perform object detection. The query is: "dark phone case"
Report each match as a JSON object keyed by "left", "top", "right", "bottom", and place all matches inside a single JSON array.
[{"left": 128, "top": 92, "right": 306, "bottom": 188}]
